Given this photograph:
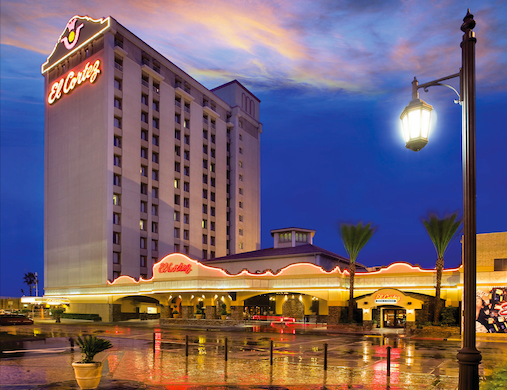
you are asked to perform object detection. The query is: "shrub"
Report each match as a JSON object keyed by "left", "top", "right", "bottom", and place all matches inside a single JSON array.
[{"left": 75, "top": 335, "right": 112, "bottom": 363}]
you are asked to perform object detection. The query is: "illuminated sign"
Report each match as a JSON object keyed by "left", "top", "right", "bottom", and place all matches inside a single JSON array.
[
  {"left": 42, "top": 15, "right": 111, "bottom": 74},
  {"left": 159, "top": 262, "right": 192, "bottom": 274},
  {"left": 47, "top": 60, "right": 101, "bottom": 105},
  {"left": 374, "top": 294, "right": 401, "bottom": 304}
]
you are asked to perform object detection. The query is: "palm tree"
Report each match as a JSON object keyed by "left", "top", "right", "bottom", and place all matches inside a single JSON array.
[
  {"left": 339, "top": 222, "right": 376, "bottom": 321},
  {"left": 23, "top": 272, "right": 37, "bottom": 296},
  {"left": 422, "top": 212, "right": 462, "bottom": 323}
]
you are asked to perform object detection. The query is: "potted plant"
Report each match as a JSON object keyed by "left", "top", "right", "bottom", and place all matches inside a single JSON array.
[
  {"left": 72, "top": 335, "right": 112, "bottom": 389},
  {"left": 220, "top": 303, "right": 228, "bottom": 320},
  {"left": 52, "top": 308, "right": 65, "bottom": 323},
  {"left": 172, "top": 309, "right": 180, "bottom": 318},
  {"left": 195, "top": 302, "right": 204, "bottom": 319}
]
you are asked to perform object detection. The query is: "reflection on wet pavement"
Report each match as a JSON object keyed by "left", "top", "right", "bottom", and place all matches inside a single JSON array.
[{"left": 1, "top": 323, "right": 506, "bottom": 389}]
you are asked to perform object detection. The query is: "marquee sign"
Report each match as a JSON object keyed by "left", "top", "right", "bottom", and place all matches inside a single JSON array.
[
  {"left": 42, "top": 15, "right": 111, "bottom": 74},
  {"left": 48, "top": 60, "right": 101, "bottom": 104},
  {"left": 374, "top": 293, "right": 401, "bottom": 304}
]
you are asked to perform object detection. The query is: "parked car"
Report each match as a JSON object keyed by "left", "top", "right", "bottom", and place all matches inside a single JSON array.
[{"left": 0, "top": 314, "right": 34, "bottom": 325}]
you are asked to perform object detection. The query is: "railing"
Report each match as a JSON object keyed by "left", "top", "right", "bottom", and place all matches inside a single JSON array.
[
  {"left": 114, "top": 62, "right": 123, "bottom": 72},
  {"left": 175, "top": 101, "right": 181, "bottom": 108},
  {"left": 203, "top": 117, "right": 208, "bottom": 124},
  {"left": 153, "top": 86, "right": 160, "bottom": 94},
  {"left": 211, "top": 122, "right": 216, "bottom": 129},
  {"left": 114, "top": 40, "right": 123, "bottom": 48},
  {"left": 141, "top": 79, "right": 149, "bottom": 88},
  {"left": 184, "top": 106, "right": 190, "bottom": 113},
  {"left": 184, "top": 86, "right": 191, "bottom": 94}
]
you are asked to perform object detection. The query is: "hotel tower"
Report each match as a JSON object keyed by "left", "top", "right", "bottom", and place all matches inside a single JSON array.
[{"left": 42, "top": 16, "right": 261, "bottom": 293}]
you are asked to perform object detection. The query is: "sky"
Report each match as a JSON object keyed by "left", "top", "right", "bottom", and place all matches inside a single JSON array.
[{"left": 1, "top": 0, "right": 506, "bottom": 297}]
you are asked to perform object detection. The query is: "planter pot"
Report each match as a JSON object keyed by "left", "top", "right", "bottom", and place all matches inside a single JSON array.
[
  {"left": 221, "top": 315, "right": 227, "bottom": 320},
  {"left": 172, "top": 314, "right": 180, "bottom": 318},
  {"left": 195, "top": 314, "right": 203, "bottom": 319},
  {"left": 72, "top": 362, "right": 103, "bottom": 389}
]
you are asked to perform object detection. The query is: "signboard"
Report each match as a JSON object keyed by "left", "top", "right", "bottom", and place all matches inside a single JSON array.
[
  {"left": 374, "top": 293, "right": 401, "bottom": 304},
  {"left": 476, "top": 287, "right": 507, "bottom": 333},
  {"left": 42, "top": 15, "right": 110, "bottom": 74}
]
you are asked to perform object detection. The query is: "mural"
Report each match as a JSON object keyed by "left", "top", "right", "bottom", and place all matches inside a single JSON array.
[{"left": 476, "top": 287, "right": 507, "bottom": 333}]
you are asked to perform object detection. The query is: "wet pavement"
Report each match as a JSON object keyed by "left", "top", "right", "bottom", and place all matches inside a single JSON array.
[{"left": 1, "top": 320, "right": 506, "bottom": 389}]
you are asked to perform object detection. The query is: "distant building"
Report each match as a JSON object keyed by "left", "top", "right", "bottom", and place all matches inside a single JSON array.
[{"left": 42, "top": 16, "right": 261, "bottom": 292}]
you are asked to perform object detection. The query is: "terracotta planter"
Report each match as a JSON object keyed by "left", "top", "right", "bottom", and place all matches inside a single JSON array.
[
  {"left": 221, "top": 315, "right": 227, "bottom": 320},
  {"left": 172, "top": 314, "right": 180, "bottom": 318},
  {"left": 72, "top": 362, "right": 103, "bottom": 389},
  {"left": 195, "top": 314, "right": 203, "bottom": 319}
]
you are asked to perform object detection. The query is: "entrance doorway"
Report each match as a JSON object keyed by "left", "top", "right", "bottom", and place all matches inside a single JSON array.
[{"left": 382, "top": 308, "right": 406, "bottom": 328}]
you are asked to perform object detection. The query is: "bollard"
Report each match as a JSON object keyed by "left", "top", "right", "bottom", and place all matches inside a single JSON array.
[
  {"left": 225, "top": 337, "right": 228, "bottom": 361},
  {"left": 152, "top": 332, "right": 156, "bottom": 350},
  {"left": 386, "top": 346, "right": 391, "bottom": 377},
  {"left": 324, "top": 343, "right": 328, "bottom": 371},
  {"left": 185, "top": 335, "right": 189, "bottom": 357},
  {"left": 270, "top": 340, "right": 274, "bottom": 365}
]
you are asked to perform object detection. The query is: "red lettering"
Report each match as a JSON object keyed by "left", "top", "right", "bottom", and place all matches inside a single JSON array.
[
  {"left": 499, "top": 303, "right": 507, "bottom": 316},
  {"left": 158, "top": 261, "right": 192, "bottom": 274}
]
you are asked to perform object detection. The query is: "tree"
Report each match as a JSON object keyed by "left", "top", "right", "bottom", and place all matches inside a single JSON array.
[
  {"left": 422, "top": 212, "right": 462, "bottom": 323},
  {"left": 23, "top": 272, "right": 37, "bottom": 296},
  {"left": 339, "top": 222, "right": 376, "bottom": 321}
]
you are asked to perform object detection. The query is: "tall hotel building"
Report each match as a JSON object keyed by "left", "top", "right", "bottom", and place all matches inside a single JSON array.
[{"left": 42, "top": 16, "right": 261, "bottom": 291}]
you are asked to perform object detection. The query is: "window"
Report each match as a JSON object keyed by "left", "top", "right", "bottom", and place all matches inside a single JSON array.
[
  {"left": 152, "top": 135, "right": 159, "bottom": 146},
  {"left": 114, "top": 97, "right": 122, "bottom": 109},
  {"left": 203, "top": 189, "right": 208, "bottom": 199},
  {"left": 202, "top": 204, "right": 208, "bottom": 214},
  {"left": 113, "top": 194, "right": 120, "bottom": 206},
  {"left": 202, "top": 219, "right": 207, "bottom": 229},
  {"left": 239, "top": 187, "right": 243, "bottom": 195},
  {"left": 183, "top": 230, "right": 189, "bottom": 240},
  {"left": 175, "top": 97, "right": 181, "bottom": 107},
  {"left": 152, "top": 152, "right": 159, "bottom": 163},
  {"left": 114, "top": 78, "right": 122, "bottom": 90},
  {"left": 210, "top": 177, "right": 215, "bottom": 187},
  {"left": 114, "top": 155, "right": 121, "bottom": 167},
  {"left": 227, "top": 226, "right": 230, "bottom": 235},
  {"left": 226, "top": 198, "right": 230, "bottom": 207},
  {"left": 174, "top": 244, "right": 180, "bottom": 253},
  {"left": 211, "top": 148, "right": 216, "bottom": 158},
  {"left": 184, "top": 134, "right": 190, "bottom": 145},
  {"left": 174, "top": 211, "right": 179, "bottom": 221},
  {"left": 152, "top": 222, "right": 158, "bottom": 233},
  {"left": 210, "top": 236, "right": 215, "bottom": 246},
  {"left": 141, "top": 147, "right": 148, "bottom": 158},
  {"left": 211, "top": 119, "right": 216, "bottom": 128},
  {"left": 152, "top": 170, "right": 159, "bottom": 181},
  {"left": 152, "top": 187, "right": 158, "bottom": 198},
  {"left": 174, "top": 194, "right": 180, "bottom": 205},
  {"left": 113, "top": 271, "right": 120, "bottom": 279},
  {"left": 141, "top": 74, "right": 149, "bottom": 86},
  {"left": 175, "top": 145, "right": 181, "bottom": 156},
  {"left": 239, "top": 215, "right": 243, "bottom": 222},
  {"left": 113, "top": 252, "right": 121, "bottom": 264},
  {"left": 141, "top": 183, "right": 148, "bottom": 195},
  {"left": 175, "top": 114, "right": 181, "bottom": 124},
  {"left": 239, "top": 228, "right": 243, "bottom": 236},
  {"left": 239, "top": 201, "right": 243, "bottom": 208},
  {"left": 279, "top": 232, "right": 292, "bottom": 243},
  {"left": 140, "top": 219, "right": 147, "bottom": 231},
  {"left": 203, "top": 159, "right": 208, "bottom": 169},
  {"left": 202, "top": 250, "right": 207, "bottom": 260},
  {"left": 183, "top": 198, "right": 189, "bottom": 208},
  {"left": 175, "top": 162, "right": 181, "bottom": 173},
  {"left": 239, "top": 147, "right": 243, "bottom": 154},
  {"left": 113, "top": 213, "right": 120, "bottom": 225},
  {"left": 183, "top": 182, "right": 190, "bottom": 192},
  {"left": 210, "top": 251, "right": 215, "bottom": 258},
  {"left": 152, "top": 118, "right": 159, "bottom": 129},
  {"left": 152, "top": 205, "right": 158, "bottom": 216},
  {"left": 211, "top": 134, "right": 216, "bottom": 144},
  {"left": 175, "top": 130, "right": 181, "bottom": 140},
  {"left": 184, "top": 214, "right": 189, "bottom": 224},
  {"left": 140, "top": 201, "right": 147, "bottom": 213},
  {"left": 210, "top": 207, "right": 215, "bottom": 216},
  {"left": 296, "top": 233, "right": 307, "bottom": 242},
  {"left": 141, "top": 130, "right": 148, "bottom": 141},
  {"left": 239, "top": 133, "right": 243, "bottom": 141},
  {"left": 114, "top": 117, "right": 122, "bottom": 129},
  {"left": 239, "top": 242, "right": 244, "bottom": 249},
  {"left": 226, "top": 184, "right": 230, "bottom": 194},
  {"left": 174, "top": 179, "right": 180, "bottom": 189},
  {"left": 184, "top": 119, "right": 189, "bottom": 128},
  {"left": 174, "top": 228, "right": 180, "bottom": 238},
  {"left": 184, "top": 150, "right": 190, "bottom": 160},
  {"left": 239, "top": 120, "right": 243, "bottom": 128},
  {"left": 211, "top": 221, "right": 215, "bottom": 231},
  {"left": 227, "top": 143, "right": 230, "bottom": 152},
  {"left": 140, "top": 166, "right": 147, "bottom": 177},
  {"left": 140, "top": 256, "right": 147, "bottom": 267},
  {"left": 184, "top": 102, "right": 190, "bottom": 113},
  {"left": 151, "top": 240, "right": 158, "bottom": 251},
  {"left": 210, "top": 192, "right": 215, "bottom": 202},
  {"left": 203, "top": 130, "right": 208, "bottom": 139},
  {"left": 141, "top": 94, "right": 148, "bottom": 105},
  {"left": 203, "top": 174, "right": 208, "bottom": 184},
  {"left": 239, "top": 161, "right": 243, "bottom": 168},
  {"left": 239, "top": 174, "right": 243, "bottom": 181},
  {"left": 210, "top": 163, "right": 215, "bottom": 172},
  {"left": 153, "top": 82, "right": 160, "bottom": 94},
  {"left": 114, "top": 136, "right": 122, "bottom": 148},
  {"left": 202, "top": 235, "right": 208, "bottom": 244},
  {"left": 153, "top": 101, "right": 159, "bottom": 112},
  {"left": 226, "top": 212, "right": 230, "bottom": 221},
  {"left": 184, "top": 166, "right": 190, "bottom": 176},
  {"left": 113, "top": 232, "right": 121, "bottom": 245},
  {"left": 141, "top": 111, "right": 148, "bottom": 123},
  {"left": 114, "top": 174, "right": 121, "bottom": 186}
]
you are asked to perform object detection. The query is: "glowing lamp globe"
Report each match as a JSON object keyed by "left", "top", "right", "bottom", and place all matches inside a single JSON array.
[{"left": 400, "top": 98, "right": 433, "bottom": 152}]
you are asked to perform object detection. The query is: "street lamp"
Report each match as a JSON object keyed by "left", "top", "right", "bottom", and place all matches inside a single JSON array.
[{"left": 400, "top": 10, "right": 481, "bottom": 390}]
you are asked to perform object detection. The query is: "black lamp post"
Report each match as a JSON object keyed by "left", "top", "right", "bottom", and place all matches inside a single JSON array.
[{"left": 399, "top": 10, "right": 481, "bottom": 390}]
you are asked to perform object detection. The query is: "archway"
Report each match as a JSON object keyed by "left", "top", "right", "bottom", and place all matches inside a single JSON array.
[{"left": 114, "top": 295, "right": 161, "bottom": 321}]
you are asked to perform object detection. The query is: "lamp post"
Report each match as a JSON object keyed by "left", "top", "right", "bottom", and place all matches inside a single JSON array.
[{"left": 399, "top": 10, "right": 480, "bottom": 390}]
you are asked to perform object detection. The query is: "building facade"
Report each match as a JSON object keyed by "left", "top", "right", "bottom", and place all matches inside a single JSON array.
[{"left": 42, "top": 16, "right": 261, "bottom": 291}]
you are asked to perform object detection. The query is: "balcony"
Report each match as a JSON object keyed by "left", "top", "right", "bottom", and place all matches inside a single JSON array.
[
  {"left": 141, "top": 79, "right": 149, "bottom": 88},
  {"left": 114, "top": 62, "right": 123, "bottom": 72}
]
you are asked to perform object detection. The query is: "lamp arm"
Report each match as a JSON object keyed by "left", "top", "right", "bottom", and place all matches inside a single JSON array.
[{"left": 411, "top": 72, "right": 461, "bottom": 103}]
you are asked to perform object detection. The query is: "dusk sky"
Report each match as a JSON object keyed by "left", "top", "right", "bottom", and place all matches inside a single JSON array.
[{"left": 1, "top": 0, "right": 506, "bottom": 297}]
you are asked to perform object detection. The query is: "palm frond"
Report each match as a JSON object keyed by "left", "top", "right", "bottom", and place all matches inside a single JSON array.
[
  {"left": 339, "top": 222, "right": 376, "bottom": 263},
  {"left": 76, "top": 335, "right": 113, "bottom": 363},
  {"left": 422, "top": 212, "right": 462, "bottom": 258}
]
